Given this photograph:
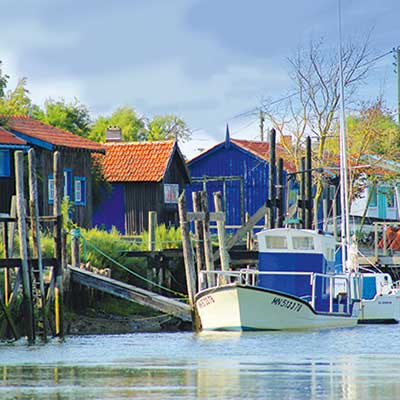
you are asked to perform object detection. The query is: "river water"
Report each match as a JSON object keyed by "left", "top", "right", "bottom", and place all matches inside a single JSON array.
[{"left": 1, "top": 325, "right": 400, "bottom": 399}]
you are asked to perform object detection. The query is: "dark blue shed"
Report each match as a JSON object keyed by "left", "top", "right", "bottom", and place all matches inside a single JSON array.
[{"left": 186, "top": 127, "right": 295, "bottom": 229}]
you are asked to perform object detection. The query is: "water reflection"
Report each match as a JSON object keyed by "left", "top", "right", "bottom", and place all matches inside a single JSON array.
[
  {"left": 1, "top": 329, "right": 400, "bottom": 399},
  {"left": 1, "top": 355, "right": 400, "bottom": 399}
]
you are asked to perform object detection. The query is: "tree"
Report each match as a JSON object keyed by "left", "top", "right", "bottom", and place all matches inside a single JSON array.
[
  {"left": 325, "top": 99, "right": 400, "bottom": 202},
  {"left": 0, "top": 61, "right": 9, "bottom": 98},
  {"left": 89, "top": 106, "right": 145, "bottom": 142},
  {"left": 0, "top": 78, "right": 32, "bottom": 117},
  {"left": 144, "top": 114, "right": 191, "bottom": 142},
  {"left": 33, "top": 98, "right": 91, "bottom": 137},
  {"left": 262, "top": 36, "right": 374, "bottom": 217}
]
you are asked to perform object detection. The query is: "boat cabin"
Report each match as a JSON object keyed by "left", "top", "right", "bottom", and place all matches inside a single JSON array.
[{"left": 256, "top": 228, "right": 346, "bottom": 312}]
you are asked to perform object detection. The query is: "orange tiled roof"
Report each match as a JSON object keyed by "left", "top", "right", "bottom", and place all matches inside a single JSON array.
[
  {"left": 0, "top": 127, "right": 27, "bottom": 145},
  {"left": 231, "top": 139, "right": 296, "bottom": 172},
  {"left": 7, "top": 116, "right": 104, "bottom": 152},
  {"left": 101, "top": 140, "right": 176, "bottom": 182}
]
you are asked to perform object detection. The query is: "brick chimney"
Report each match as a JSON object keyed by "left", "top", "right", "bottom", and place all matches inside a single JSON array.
[{"left": 106, "top": 126, "right": 122, "bottom": 142}]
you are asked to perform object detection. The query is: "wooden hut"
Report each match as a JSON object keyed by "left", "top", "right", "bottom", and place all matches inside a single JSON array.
[
  {"left": 0, "top": 127, "right": 30, "bottom": 213},
  {"left": 0, "top": 116, "right": 105, "bottom": 227},
  {"left": 93, "top": 137, "right": 190, "bottom": 234},
  {"left": 186, "top": 126, "right": 295, "bottom": 228}
]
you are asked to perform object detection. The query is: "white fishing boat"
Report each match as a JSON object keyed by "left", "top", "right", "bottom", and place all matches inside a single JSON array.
[{"left": 195, "top": 228, "right": 361, "bottom": 331}]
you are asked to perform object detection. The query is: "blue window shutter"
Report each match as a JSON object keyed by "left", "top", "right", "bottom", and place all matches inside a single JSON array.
[
  {"left": 48, "top": 175, "right": 54, "bottom": 205},
  {"left": 0, "top": 150, "right": 11, "bottom": 177},
  {"left": 74, "top": 176, "right": 87, "bottom": 206}
]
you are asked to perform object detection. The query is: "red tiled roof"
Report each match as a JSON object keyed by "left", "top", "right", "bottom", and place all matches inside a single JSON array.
[
  {"left": 0, "top": 127, "right": 27, "bottom": 145},
  {"left": 7, "top": 116, "right": 104, "bottom": 152},
  {"left": 101, "top": 141, "right": 176, "bottom": 182},
  {"left": 232, "top": 139, "right": 297, "bottom": 172}
]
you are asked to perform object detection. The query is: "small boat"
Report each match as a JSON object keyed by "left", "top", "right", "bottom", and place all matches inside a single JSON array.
[
  {"left": 358, "top": 273, "right": 400, "bottom": 324},
  {"left": 195, "top": 228, "right": 361, "bottom": 331}
]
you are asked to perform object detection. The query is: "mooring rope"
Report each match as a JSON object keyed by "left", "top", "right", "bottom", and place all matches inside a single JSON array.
[{"left": 78, "top": 233, "right": 188, "bottom": 300}]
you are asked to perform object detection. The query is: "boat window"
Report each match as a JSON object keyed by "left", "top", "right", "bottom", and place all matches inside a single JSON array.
[
  {"left": 293, "top": 236, "right": 315, "bottom": 250},
  {"left": 265, "top": 236, "right": 287, "bottom": 249}
]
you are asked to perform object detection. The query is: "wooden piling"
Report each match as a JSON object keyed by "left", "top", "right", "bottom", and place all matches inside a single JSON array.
[
  {"left": 2, "top": 222, "right": 9, "bottom": 306},
  {"left": 71, "top": 228, "right": 81, "bottom": 269},
  {"left": 28, "top": 149, "right": 47, "bottom": 339},
  {"left": 15, "top": 151, "right": 35, "bottom": 341},
  {"left": 276, "top": 158, "right": 284, "bottom": 228},
  {"left": 200, "top": 191, "right": 215, "bottom": 286},
  {"left": 192, "top": 191, "right": 205, "bottom": 288},
  {"left": 268, "top": 128, "right": 276, "bottom": 229},
  {"left": 305, "top": 136, "right": 312, "bottom": 229},
  {"left": 53, "top": 151, "right": 64, "bottom": 337},
  {"left": 300, "top": 157, "right": 306, "bottom": 228},
  {"left": 178, "top": 193, "right": 197, "bottom": 307},
  {"left": 213, "top": 192, "right": 230, "bottom": 276}
]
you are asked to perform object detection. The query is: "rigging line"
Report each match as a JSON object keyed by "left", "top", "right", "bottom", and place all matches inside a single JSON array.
[{"left": 80, "top": 235, "right": 187, "bottom": 299}]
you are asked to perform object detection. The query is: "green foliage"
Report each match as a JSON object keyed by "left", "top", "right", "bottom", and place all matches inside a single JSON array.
[
  {"left": 145, "top": 114, "right": 191, "bottom": 142},
  {"left": 0, "top": 78, "right": 32, "bottom": 117},
  {"left": 91, "top": 156, "right": 112, "bottom": 210},
  {"left": 32, "top": 98, "right": 91, "bottom": 137},
  {"left": 81, "top": 227, "right": 146, "bottom": 284},
  {"left": 89, "top": 106, "right": 145, "bottom": 142},
  {"left": 141, "top": 224, "right": 182, "bottom": 250},
  {"left": 0, "top": 60, "right": 9, "bottom": 98},
  {"left": 61, "top": 197, "right": 75, "bottom": 231}
]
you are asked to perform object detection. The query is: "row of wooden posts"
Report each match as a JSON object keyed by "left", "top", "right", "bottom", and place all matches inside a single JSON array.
[{"left": 0, "top": 150, "right": 66, "bottom": 341}]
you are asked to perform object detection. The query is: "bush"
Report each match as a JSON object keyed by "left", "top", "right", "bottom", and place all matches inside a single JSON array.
[
  {"left": 80, "top": 227, "right": 147, "bottom": 285},
  {"left": 141, "top": 224, "right": 182, "bottom": 250}
]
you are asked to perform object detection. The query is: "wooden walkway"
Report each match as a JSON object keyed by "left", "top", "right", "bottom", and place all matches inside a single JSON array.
[{"left": 67, "top": 266, "right": 192, "bottom": 322}]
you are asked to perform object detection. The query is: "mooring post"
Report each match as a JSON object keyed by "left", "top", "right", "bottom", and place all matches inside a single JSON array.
[
  {"left": 15, "top": 151, "right": 35, "bottom": 341},
  {"left": 53, "top": 151, "right": 64, "bottom": 337},
  {"left": 245, "top": 213, "right": 253, "bottom": 251},
  {"left": 2, "top": 222, "right": 9, "bottom": 306},
  {"left": 147, "top": 211, "right": 157, "bottom": 291},
  {"left": 305, "top": 136, "right": 313, "bottom": 229},
  {"left": 213, "top": 192, "right": 230, "bottom": 279},
  {"left": 178, "top": 193, "right": 197, "bottom": 307},
  {"left": 276, "top": 158, "right": 284, "bottom": 228},
  {"left": 268, "top": 128, "right": 276, "bottom": 230},
  {"left": 28, "top": 149, "right": 47, "bottom": 340},
  {"left": 71, "top": 228, "right": 81, "bottom": 269},
  {"left": 192, "top": 191, "right": 205, "bottom": 289},
  {"left": 200, "top": 191, "right": 215, "bottom": 287}
]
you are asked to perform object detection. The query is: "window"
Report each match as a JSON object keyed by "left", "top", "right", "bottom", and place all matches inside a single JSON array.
[
  {"left": 0, "top": 150, "right": 10, "bottom": 177},
  {"left": 387, "top": 190, "right": 395, "bottom": 208},
  {"left": 265, "top": 236, "right": 287, "bottom": 249},
  {"left": 74, "top": 177, "right": 86, "bottom": 206},
  {"left": 48, "top": 175, "right": 54, "bottom": 205},
  {"left": 293, "top": 236, "right": 315, "bottom": 250},
  {"left": 64, "top": 168, "right": 73, "bottom": 200}
]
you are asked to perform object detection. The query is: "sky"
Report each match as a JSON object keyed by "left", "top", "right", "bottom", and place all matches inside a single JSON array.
[{"left": 0, "top": 0, "right": 399, "bottom": 158}]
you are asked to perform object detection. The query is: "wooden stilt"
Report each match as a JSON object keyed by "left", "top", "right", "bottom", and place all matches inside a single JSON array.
[
  {"left": 192, "top": 192, "right": 205, "bottom": 290},
  {"left": 213, "top": 192, "right": 230, "bottom": 278},
  {"left": 28, "top": 149, "right": 47, "bottom": 340},
  {"left": 200, "top": 191, "right": 215, "bottom": 286},
  {"left": 178, "top": 193, "right": 196, "bottom": 306},
  {"left": 15, "top": 151, "right": 35, "bottom": 341},
  {"left": 53, "top": 151, "right": 64, "bottom": 337}
]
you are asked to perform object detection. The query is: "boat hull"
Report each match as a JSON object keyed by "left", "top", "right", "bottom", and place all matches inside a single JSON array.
[
  {"left": 359, "top": 294, "right": 400, "bottom": 324},
  {"left": 195, "top": 284, "right": 360, "bottom": 331}
]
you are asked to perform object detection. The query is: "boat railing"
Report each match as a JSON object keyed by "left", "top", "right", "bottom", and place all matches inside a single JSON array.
[{"left": 199, "top": 269, "right": 353, "bottom": 315}]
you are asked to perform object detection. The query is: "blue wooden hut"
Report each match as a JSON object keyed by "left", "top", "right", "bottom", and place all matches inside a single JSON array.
[{"left": 186, "top": 126, "right": 295, "bottom": 229}]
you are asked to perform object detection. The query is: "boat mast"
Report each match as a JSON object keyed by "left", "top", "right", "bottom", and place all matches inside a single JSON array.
[{"left": 337, "top": 0, "right": 351, "bottom": 272}]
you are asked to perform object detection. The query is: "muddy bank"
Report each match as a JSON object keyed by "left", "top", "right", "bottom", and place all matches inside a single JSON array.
[{"left": 65, "top": 311, "right": 191, "bottom": 335}]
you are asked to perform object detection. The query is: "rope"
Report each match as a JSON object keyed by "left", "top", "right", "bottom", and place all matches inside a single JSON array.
[{"left": 79, "top": 234, "right": 188, "bottom": 299}]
